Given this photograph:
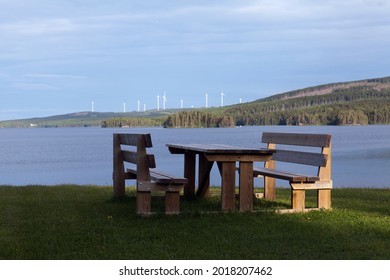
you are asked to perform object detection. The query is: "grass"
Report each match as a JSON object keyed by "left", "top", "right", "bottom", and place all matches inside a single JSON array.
[{"left": 0, "top": 185, "right": 389, "bottom": 260}]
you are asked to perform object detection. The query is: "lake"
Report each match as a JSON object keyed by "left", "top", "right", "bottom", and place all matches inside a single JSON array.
[{"left": 0, "top": 125, "right": 389, "bottom": 188}]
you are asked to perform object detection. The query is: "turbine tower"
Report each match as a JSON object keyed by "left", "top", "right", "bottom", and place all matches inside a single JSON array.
[
  {"left": 205, "top": 92, "right": 208, "bottom": 108},
  {"left": 220, "top": 90, "right": 225, "bottom": 107},
  {"left": 123, "top": 102, "right": 126, "bottom": 113},
  {"left": 91, "top": 101, "right": 94, "bottom": 112},
  {"left": 163, "top": 92, "right": 167, "bottom": 110},
  {"left": 180, "top": 99, "right": 183, "bottom": 109},
  {"left": 157, "top": 95, "right": 160, "bottom": 111},
  {"left": 137, "top": 100, "right": 140, "bottom": 112}
]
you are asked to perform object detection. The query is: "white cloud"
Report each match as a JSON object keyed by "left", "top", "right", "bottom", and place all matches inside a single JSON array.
[
  {"left": 13, "top": 83, "right": 60, "bottom": 91},
  {"left": 24, "top": 74, "right": 87, "bottom": 79},
  {"left": 0, "top": 18, "right": 77, "bottom": 36}
]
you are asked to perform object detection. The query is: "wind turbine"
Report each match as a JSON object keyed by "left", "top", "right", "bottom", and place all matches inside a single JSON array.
[
  {"left": 205, "top": 92, "right": 208, "bottom": 108},
  {"left": 91, "top": 101, "right": 94, "bottom": 112},
  {"left": 221, "top": 90, "right": 225, "bottom": 107},
  {"left": 180, "top": 99, "right": 183, "bottom": 109},
  {"left": 163, "top": 92, "right": 167, "bottom": 110},
  {"left": 157, "top": 95, "right": 160, "bottom": 111},
  {"left": 123, "top": 102, "right": 126, "bottom": 113},
  {"left": 137, "top": 100, "right": 140, "bottom": 112}
]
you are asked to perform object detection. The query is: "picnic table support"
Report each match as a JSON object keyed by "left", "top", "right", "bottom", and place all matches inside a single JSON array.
[
  {"left": 264, "top": 143, "right": 276, "bottom": 200},
  {"left": 239, "top": 162, "right": 254, "bottom": 212},
  {"left": 184, "top": 152, "right": 196, "bottom": 200},
  {"left": 221, "top": 162, "right": 236, "bottom": 211},
  {"left": 197, "top": 154, "right": 213, "bottom": 198}
]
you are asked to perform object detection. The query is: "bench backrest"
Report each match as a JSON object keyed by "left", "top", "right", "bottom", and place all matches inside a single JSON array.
[
  {"left": 261, "top": 132, "right": 331, "bottom": 179},
  {"left": 113, "top": 133, "right": 156, "bottom": 182}
]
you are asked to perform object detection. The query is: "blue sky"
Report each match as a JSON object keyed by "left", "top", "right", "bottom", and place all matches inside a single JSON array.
[{"left": 1, "top": 0, "right": 390, "bottom": 120}]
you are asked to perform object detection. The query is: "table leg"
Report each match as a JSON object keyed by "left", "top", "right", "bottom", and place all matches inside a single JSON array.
[
  {"left": 221, "top": 162, "right": 236, "bottom": 211},
  {"left": 196, "top": 154, "right": 213, "bottom": 198},
  {"left": 184, "top": 152, "right": 196, "bottom": 200},
  {"left": 239, "top": 162, "right": 254, "bottom": 212}
]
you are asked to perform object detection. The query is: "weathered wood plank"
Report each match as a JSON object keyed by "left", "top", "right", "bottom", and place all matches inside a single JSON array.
[
  {"left": 254, "top": 167, "right": 319, "bottom": 182},
  {"left": 150, "top": 169, "right": 188, "bottom": 184},
  {"left": 262, "top": 132, "right": 331, "bottom": 147},
  {"left": 272, "top": 150, "right": 327, "bottom": 167},
  {"left": 118, "top": 133, "right": 153, "bottom": 147},
  {"left": 137, "top": 181, "right": 184, "bottom": 192}
]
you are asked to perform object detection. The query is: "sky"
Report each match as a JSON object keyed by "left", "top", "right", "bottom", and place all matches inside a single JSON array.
[{"left": 1, "top": 0, "right": 390, "bottom": 120}]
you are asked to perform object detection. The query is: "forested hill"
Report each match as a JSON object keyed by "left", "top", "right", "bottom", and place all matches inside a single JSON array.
[
  {"left": 224, "top": 76, "right": 390, "bottom": 126},
  {"left": 0, "top": 110, "right": 176, "bottom": 128},
  {"left": 164, "top": 76, "right": 390, "bottom": 127},
  {"left": 256, "top": 76, "right": 390, "bottom": 102},
  {"left": 2, "top": 76, "right": 390, "bottom": 128}
]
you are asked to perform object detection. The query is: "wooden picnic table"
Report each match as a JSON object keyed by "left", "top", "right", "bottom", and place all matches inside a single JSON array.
[{"left": 166, "top": 143, "right": 274, "bottom": 212}]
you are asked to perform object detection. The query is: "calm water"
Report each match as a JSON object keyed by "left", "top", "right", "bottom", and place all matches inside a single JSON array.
[{"left": 0, "top": 125, "right": 389, "bottom": 188}]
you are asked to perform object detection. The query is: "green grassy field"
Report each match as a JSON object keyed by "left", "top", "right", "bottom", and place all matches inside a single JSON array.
[{"left": 0, "top": 185, "right": 389, "bottom": 260}]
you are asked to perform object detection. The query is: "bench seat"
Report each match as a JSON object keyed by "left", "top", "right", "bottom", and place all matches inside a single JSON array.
[
  {"left": 253, "top": 167, "right": 319, "bottom": 183},
  {"left": 126, "top": 168, "right": 187, "bottom": 192}
]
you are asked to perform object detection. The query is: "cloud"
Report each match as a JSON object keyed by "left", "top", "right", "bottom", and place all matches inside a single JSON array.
[
  {"left": 24, "top": 74, "right": 87, "bottom": 80},
  {"left": 13, "top": 83, "right": 60, "bottom": 91},
  {"left": 0, "top": 18, "right": 78, "bottom": 36}
]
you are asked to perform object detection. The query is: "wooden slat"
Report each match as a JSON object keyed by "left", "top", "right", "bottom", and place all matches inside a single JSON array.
[
  {"left": 272, "top": 150, "right": 327, "bottom": 166},
  {"left": 262, "top": 132, "right": 331, "bottom": 147},
  {"left": 128, "top": 168, "right": 187, "bottom": 184},
  {"left": 150, "top": 170, "right": 188, "bottom": 184},
  {"left": 122, "top": 151, "right": 156, "bottom": 168},
  {"left": 137, "top": 181, "right": 184, "bottom": 192},
  {"left": 122, "top": 150, "right": 137, "bottom": 164},
  {"left": 253, "top": 167, "right": 319, "bottom": 182},
  {"left": 117, "top": 133, "right": 153, "bottom": 147},
  {"left": 291, "top": 181, "right": 332, "bottom": 190},
  {"left": 167, "top": 143, "right": 273, "bottom": 155}
]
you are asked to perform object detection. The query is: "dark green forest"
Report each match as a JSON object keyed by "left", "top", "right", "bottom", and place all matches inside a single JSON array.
[{"left": 163, "top": 81, "right": 390, "bottom": 127}]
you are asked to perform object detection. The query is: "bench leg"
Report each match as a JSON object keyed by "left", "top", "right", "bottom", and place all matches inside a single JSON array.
[
  {"left": 291, "top": 189, "right": 305, "bottom": 211},
  {"left": 165, "top": 191, "right": 181, "bottom": 215},
  {"left": 136, "top": 191, "right": 151, "bottom": 215},
  {"left": 264, "top": 176, "right": 276, "bottom": 200},
  {"left": 113, "top": 174, "right": 125, "bottom": 198},
  {"left": 318, "top": 189, "right": 331, "bottom": 209}
]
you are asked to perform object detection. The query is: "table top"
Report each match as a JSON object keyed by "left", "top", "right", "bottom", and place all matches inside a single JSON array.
[{"left": 167, "top": 143, "right": 273, "bottom": 155}]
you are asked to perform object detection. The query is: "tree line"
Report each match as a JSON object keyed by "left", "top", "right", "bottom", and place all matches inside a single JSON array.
[{"left": 162, "top": 111, "right": 235, "bottom": 128}]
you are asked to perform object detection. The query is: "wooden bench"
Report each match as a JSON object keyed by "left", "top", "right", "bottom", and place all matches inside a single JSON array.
[
  {"left": 254, "top": 132, "right": 332, "bottom": 212},
  {"left": 113, "top": 133, "right": 187, "bottom": 215}
]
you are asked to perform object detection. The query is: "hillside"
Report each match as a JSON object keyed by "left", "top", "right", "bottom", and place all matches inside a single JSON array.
[
  {"left": 164, "top": 76, "right": 390, "bottom": 127},
  {"left": 2, "top": 76, "right": 390, "bottom": 128},
  {"left": 0, "top": 110, "right": 178, "bottom": 128}
]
